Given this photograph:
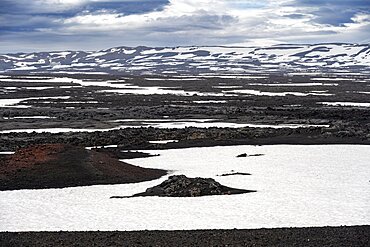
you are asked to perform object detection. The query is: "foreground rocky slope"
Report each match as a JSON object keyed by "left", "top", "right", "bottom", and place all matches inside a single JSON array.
[
  {"left": 1, "top": 226, "right": 369, "bottom": 247},
  {"left": 1, "top": 44, "right": 369, "bottom": 74},
  {"left": 0, "top": 144, "right": 166, "bottom": 190}
]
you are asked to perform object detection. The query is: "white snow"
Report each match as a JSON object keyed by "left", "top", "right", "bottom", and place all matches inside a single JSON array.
[
  {"left": 3, "top": 116, "right": 55, "bottom": 120},
  {"left": 0, "top": 77, "right": 79, "bottom": 84},
  {"left": 248, "top": 83, "right": 338, "bottom": 87},
  {"left": 1, "top": 128, "right": 97, "bottom": 133},
  {"left": 86, "top": 52, "right": 109, "bottom": 58},
  {"left": 74, "top": 79, "right": 127, "bottom": 88},
  {"left": 2, "top": 87, "right": 17, "bottom": 90},
  {"left": 51, "top": 64, "right": 72, "bottom": 70},
  {"left": 109, "top": 118, "right": 216, "bottom": 123},
  {"left": 320, "top": 102, "right": 370, "bottom": 107},
  {"left": 145, "top": 78, "right": 203, "bottom": 81},
  {"left": 52, "top": 101, "right": 99, "bottom": 104},
  {"left": 85, "top": 145, "right": 118, "bottom": 150},
  {"left": 199, "top": 75, "right": 268, "bottom": 79},
  {"left": 0, "top": 78, "right": 47, "bottom": 83},
  {"left": 71, "top": 63, "right": 98, "bottom": 67},
  {"left": 0, "top": 128, "right": 118, "bottom": 134},
  {"left": 224, "top": 89, "right": 333, "bottom": 97},
  {"left": 110, "top": 119, "right": 329, "bottom": 129},
  {"left": 51, "top": 71, "right": 108, "bottom": 75},
  {"left": 49, "top": 52, "right": 71, "bottom": 58},
  {"left": 172, "top": 53, "right": 196, "bottom": 59},
  {"left": 0, "top": 120, "right": 329, "bottom": 133},
  {"left": 101, "top": 88, "right": 226, "bottom": 97},
  {"left": 0, "top": 96, "right": 70, "bottom": 108},
  {"left": 21, "top": 87, "right": 54, "bottom": 90},
  {"left": 193, "top": 100, "right": 228, "bottom": 104},
  {"left": 311, "top": 78, "right": 355, "bottom": 81},
  {"left": 148, "top": 140, "right": 179, "bottom": 144},
  {"left": 212, "top": 85, "right": 243, "bottom": 89},
  {"left": 0, "top": 145, "right": 369, "bottom": 231},
  {"left": 10, "top": 66, "right": 38, "bottom": 71},
  {"left": 0, "top": 77, "right": 134, "bottom": 90}
]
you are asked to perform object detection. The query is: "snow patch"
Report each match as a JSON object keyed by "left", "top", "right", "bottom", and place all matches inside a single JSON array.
[{"left": 0, "top": 145, "right": 368, "bottom": 231}]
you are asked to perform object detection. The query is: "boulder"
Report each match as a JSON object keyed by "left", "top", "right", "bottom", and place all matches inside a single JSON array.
[{"left": 112, "top": 175, "right": 255, "bottom": 198}]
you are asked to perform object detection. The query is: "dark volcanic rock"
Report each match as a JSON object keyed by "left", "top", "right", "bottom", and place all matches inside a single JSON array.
[
  {"left": 113, "top": 175, "right": 255, "bottom": 198},
  {"left": 249, "top": 154, "right": 265, "bottom": 157},
  {"left": 236, "top": 153, "right": 264, "bottom": 158},
  {"left": 218, "top": 172, "right": 252, "bottom": 176},
  {"left": 0, "top": 144, "right": 167, "bottom": 191},
  {"left": 237, "top": 153, "right": 248, "bottom": 157}
]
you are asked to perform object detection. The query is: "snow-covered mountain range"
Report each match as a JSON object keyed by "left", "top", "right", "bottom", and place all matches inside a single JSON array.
[{"left": 1, "top": 44, "right": 369, "bottom": 75}]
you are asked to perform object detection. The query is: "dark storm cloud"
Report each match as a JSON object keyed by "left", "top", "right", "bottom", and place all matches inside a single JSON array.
[
  {"left": 296, "top": 0, "right": 370, "bottom": 7},
  {"left": 282, "top": 14, "right": 307, "bottom": 19},
  {"left": 0, "top": 0, "right": 169, "bottom": 15},
  {"left": 85, "top": 0, "right": 170, "bottom": 15},
  {"left": 311, "top": 8, "right": 357, "bottom": 26},
  {"left": 0, "top": 0, "right": 170, "bottom": 39},
  {"left": 290, "top": 0, "right": 370, "bottom": 26},
  {"left": 0, "top": 0, "right": 169, "bottom": 32}
]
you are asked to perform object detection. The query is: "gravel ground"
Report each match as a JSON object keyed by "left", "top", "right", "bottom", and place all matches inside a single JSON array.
[{"left": 1, "top": 226, "right": 369, "bottom": 247}]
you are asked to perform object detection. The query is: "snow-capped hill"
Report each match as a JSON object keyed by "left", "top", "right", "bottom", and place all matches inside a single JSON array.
[{"left": 1, "top": 44, "right": 369, "bottom": 74}]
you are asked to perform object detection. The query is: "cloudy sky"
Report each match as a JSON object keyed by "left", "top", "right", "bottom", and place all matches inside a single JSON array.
[{"left": 0, "top": 0, "right": 369, "bottom": 53}]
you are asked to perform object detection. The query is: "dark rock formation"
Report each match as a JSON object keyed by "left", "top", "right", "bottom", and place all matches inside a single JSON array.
[
  {"left": 112, "top": 175, "right": 255, "bottom": 198},
  {"left": 0, "top": 144, "right": 167, "bottom": 191},
  {"left": 249, "top": 154, "right": 265, "bottom": 157},
  {"left": 237, "top": 153, "right": 264, "bottom": 158},
  {"left": 218, "top": 172, "right": 251, "bottom": 176}
]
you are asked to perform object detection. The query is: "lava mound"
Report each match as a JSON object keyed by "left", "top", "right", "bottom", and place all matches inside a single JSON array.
[
  {"left": 114, "top": 175, "right": 255, "bottom": 198},
  {"left": 0, "top": 144, "right": 166, "bottom": 191}
]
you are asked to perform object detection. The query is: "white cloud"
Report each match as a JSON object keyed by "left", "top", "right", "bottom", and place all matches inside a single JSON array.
[
  {"left": 59, "top": 0, "right": 262, "bottom": 31},
  {"left": 58, "top": 0, "right": 341, "bottom": 44},
  {"left": 1, "top": 0, "right": 369, "bottom": 52}
]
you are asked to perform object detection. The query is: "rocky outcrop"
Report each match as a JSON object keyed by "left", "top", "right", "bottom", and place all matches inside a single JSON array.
[
  {"left": 237, "top": 153, "right": 248, "bottom": 157},
  {"left": 0, "top": 144, "right": 167, "bottom": 190},
  {"left": 112, "top": 175, "right": 255, "bottom": 198},
  {"left": 218, "top": 172, "right": 251, "bottom": 177},
  {"left": 237, "top": 153, "right": 264, "bottom": 158}
]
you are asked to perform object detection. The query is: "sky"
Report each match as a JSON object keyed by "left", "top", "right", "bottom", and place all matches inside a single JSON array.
[{"left": 0, "top": 0, "right": 369, "bottom": 53}]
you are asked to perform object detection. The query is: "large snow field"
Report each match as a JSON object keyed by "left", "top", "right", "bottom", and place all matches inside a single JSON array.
[
  {"left": 0, "top": 120, "right": 330, "bottom": 133},
  {"left": 320, "top": 102, "right": 370, "bottom": 107},
  {"left": 0, "top": 145, "right": 369, "bottom": 231}
]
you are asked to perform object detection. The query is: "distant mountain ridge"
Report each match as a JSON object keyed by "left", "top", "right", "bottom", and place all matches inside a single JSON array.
[{"left": 1, "top": 43, "right": 369, "bottom": 74}]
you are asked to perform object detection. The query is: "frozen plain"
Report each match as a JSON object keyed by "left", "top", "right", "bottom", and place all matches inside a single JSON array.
[{"left": 0, "top": 144, "right": 369, "bottom": 231}]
